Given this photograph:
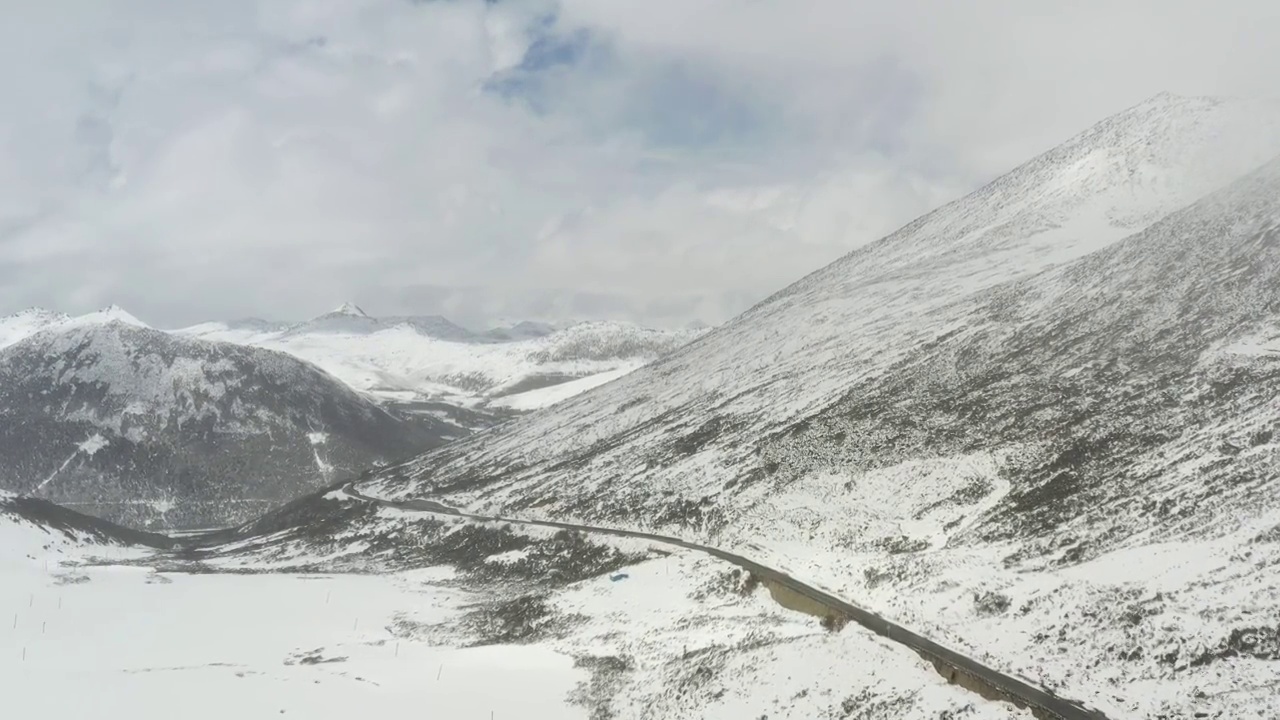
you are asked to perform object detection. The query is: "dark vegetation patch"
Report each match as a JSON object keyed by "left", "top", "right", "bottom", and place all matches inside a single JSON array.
[
  {"left": 614, "top": 396, "right": 649, "bottom": 413},
  {"left": 1248, "top": 428, "right": 1274, "bottom": 447},
  {"left": 691, "top": 568, "right": 760, "bottom": 601},
  {"left": 54, "top": 573, "right": 91, "bottom": 585},
  {"left": 1188, "top": 626, "right": 1280, "bottom": 667},
  {"left": 972, "top": 591, "right": 1011, "bottom": 617},
  {"left": 1253, "top": 524, "right": 1280, "bottom": 544},
  {"left": 875, "top": 535, "right": 931, "bottom": 555},
  {"left": 569, "top": 655, "right": 635, "bottom": 720},
  {"left": 862, "top": 565, "right": 906, "bottom": 589},
  {"left": 176, "top": 485, "right": 650, "bottom": 587},
  {"left": 834, "top": 689, "right": 917, "bottom": 719},
  {"left": 458, "top": 593, "right": 584, "bottom": 645},
  {"left": 913, "top": 478, "right": 995, "bottom": 520},
  {"left": 470, "top": 529, "right": 648, "bottom": 586},
  {"left": 641, "top": 494, "right": 724, "bottom": 535},
  {"left": 820, "top": 612, "right": 850, "bottom": 632},
  {"left": 667, "top": 414, "right": 748, "bottom": 458},
  {"left": 285, "top": 649, "right": 348, "bottom": 666},
  {"left": 668, "top": 644, "right": 733, "bottom": 704},
  {"left": 1119, "top": 593, "right": 1167, "bottom": 627}
]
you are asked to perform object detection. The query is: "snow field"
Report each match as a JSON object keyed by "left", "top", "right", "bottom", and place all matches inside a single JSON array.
[{"left": 1, "top": 529, "right": 587, "bottom": 719}]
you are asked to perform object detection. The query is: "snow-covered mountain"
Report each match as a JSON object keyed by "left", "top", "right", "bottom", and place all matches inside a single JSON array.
[
  {"left": 0, "top": 315, "right": 446, "bottom": 530},
  {"left": 272, "top": 302, "right": 476, "bottom": 341},
  {"left": 484, "top": 319, "right": 557, "bottom": 342},
  {"left": 294, "top": 93, "right": 1280, "bottom": 718},
  {"left": 177, "top": 309, "right": 705, "bottom": 420}
]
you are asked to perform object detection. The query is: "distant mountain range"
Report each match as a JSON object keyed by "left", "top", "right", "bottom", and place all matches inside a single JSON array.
[
  {"left": 175, "top": 302, "right": 706, "bottom": 429},
  {"left": 0, "top": 303, "right": 703, "bottom": 529}
]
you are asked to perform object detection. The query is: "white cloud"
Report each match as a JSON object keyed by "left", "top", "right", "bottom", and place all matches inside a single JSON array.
[{"left": 0, "top": 0, "right": 1277, "bottom": 327}]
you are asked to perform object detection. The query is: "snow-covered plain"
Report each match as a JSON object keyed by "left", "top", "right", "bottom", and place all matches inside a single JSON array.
[
  {"left": 2, "top": 495, "right": 1031, "bottom": 719},
  {"left": 3, "top": 563, "right": 585, "bottom": 719}
]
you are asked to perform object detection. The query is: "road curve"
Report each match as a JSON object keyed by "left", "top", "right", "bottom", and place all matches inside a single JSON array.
[{"left": 344, "top": 484, "right": 1112, "bottom": 720}]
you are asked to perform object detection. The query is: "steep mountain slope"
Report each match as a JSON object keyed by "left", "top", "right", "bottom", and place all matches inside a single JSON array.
[
  {"left": 0, "top": 321, "right": 443, "bottom": 529},
  {"left": 330, "top": 94, "right": 1280, "bottom": 718},
  {"left": 357, "top": 93, "right": 1280, "bottom": 508},
  {"left": 734, "top": 154, "right": 1280, "bottom": 718}
]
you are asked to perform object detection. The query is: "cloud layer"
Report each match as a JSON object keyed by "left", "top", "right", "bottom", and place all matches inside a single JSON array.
[{"left": 1, "top": 0, "right": 1277, "bottom": 328}]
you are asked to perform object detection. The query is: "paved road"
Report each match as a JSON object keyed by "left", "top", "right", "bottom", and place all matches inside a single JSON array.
[{"left": 344, "top": 484, "right": 1112, "bottom": 720}]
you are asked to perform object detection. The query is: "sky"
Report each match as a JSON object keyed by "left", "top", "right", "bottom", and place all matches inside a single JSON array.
[{"left": 0, "top": 0, "right": 1278, "bottom": 329}]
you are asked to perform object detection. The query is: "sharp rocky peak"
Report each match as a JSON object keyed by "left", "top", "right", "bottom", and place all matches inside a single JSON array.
[{"left": 330, "top": 302, "right": 369, "bottom": 318}]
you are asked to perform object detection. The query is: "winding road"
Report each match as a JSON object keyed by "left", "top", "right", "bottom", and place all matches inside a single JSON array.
[{"left": 343, "top": 483, "right": 1112, "bottom": 720}]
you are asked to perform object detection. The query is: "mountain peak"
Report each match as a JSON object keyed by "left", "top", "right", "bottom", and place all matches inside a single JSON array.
[
  {"left": 4, "top": 306, "right": 68, "bottom": 322},
  {"left": 69, "top": 305, "right": 149, "bottom": 329},
  {"left": 330, "top": 302, "right": 368, "bottom": 317},
  {"left": 0, "top": 307, "right": 73, "bottom": 349}
]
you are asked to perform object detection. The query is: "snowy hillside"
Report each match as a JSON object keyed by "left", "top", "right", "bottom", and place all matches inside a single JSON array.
[
  {"left": 0, "top": 318, "right": 445, "bottom": 529},
  {"left": 178, "top": 308, "right": 704, "bottom": 417},
  {"left": 317, "top": 93, "right": 1280, "bottom": 718}
]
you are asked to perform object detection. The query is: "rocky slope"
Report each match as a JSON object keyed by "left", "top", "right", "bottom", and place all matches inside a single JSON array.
[
  {"left": 321, "top": 93, "right": 1280, "bottom": 718},
  {"left": 0, "top": 319, "right": 443, "bottom": 529}
]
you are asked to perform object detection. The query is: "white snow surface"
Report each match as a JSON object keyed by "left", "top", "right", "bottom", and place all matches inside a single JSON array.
[
  {"left": 77, "top": 433, "right": 109, "bottom": 456},
  {"left": 3, "top": 565, "right": 584, "bottom": 719}
]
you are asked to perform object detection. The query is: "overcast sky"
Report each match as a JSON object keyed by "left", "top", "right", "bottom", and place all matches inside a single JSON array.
[{"left": 1, "top": 0, "right": 1277, "bottom": 329}]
